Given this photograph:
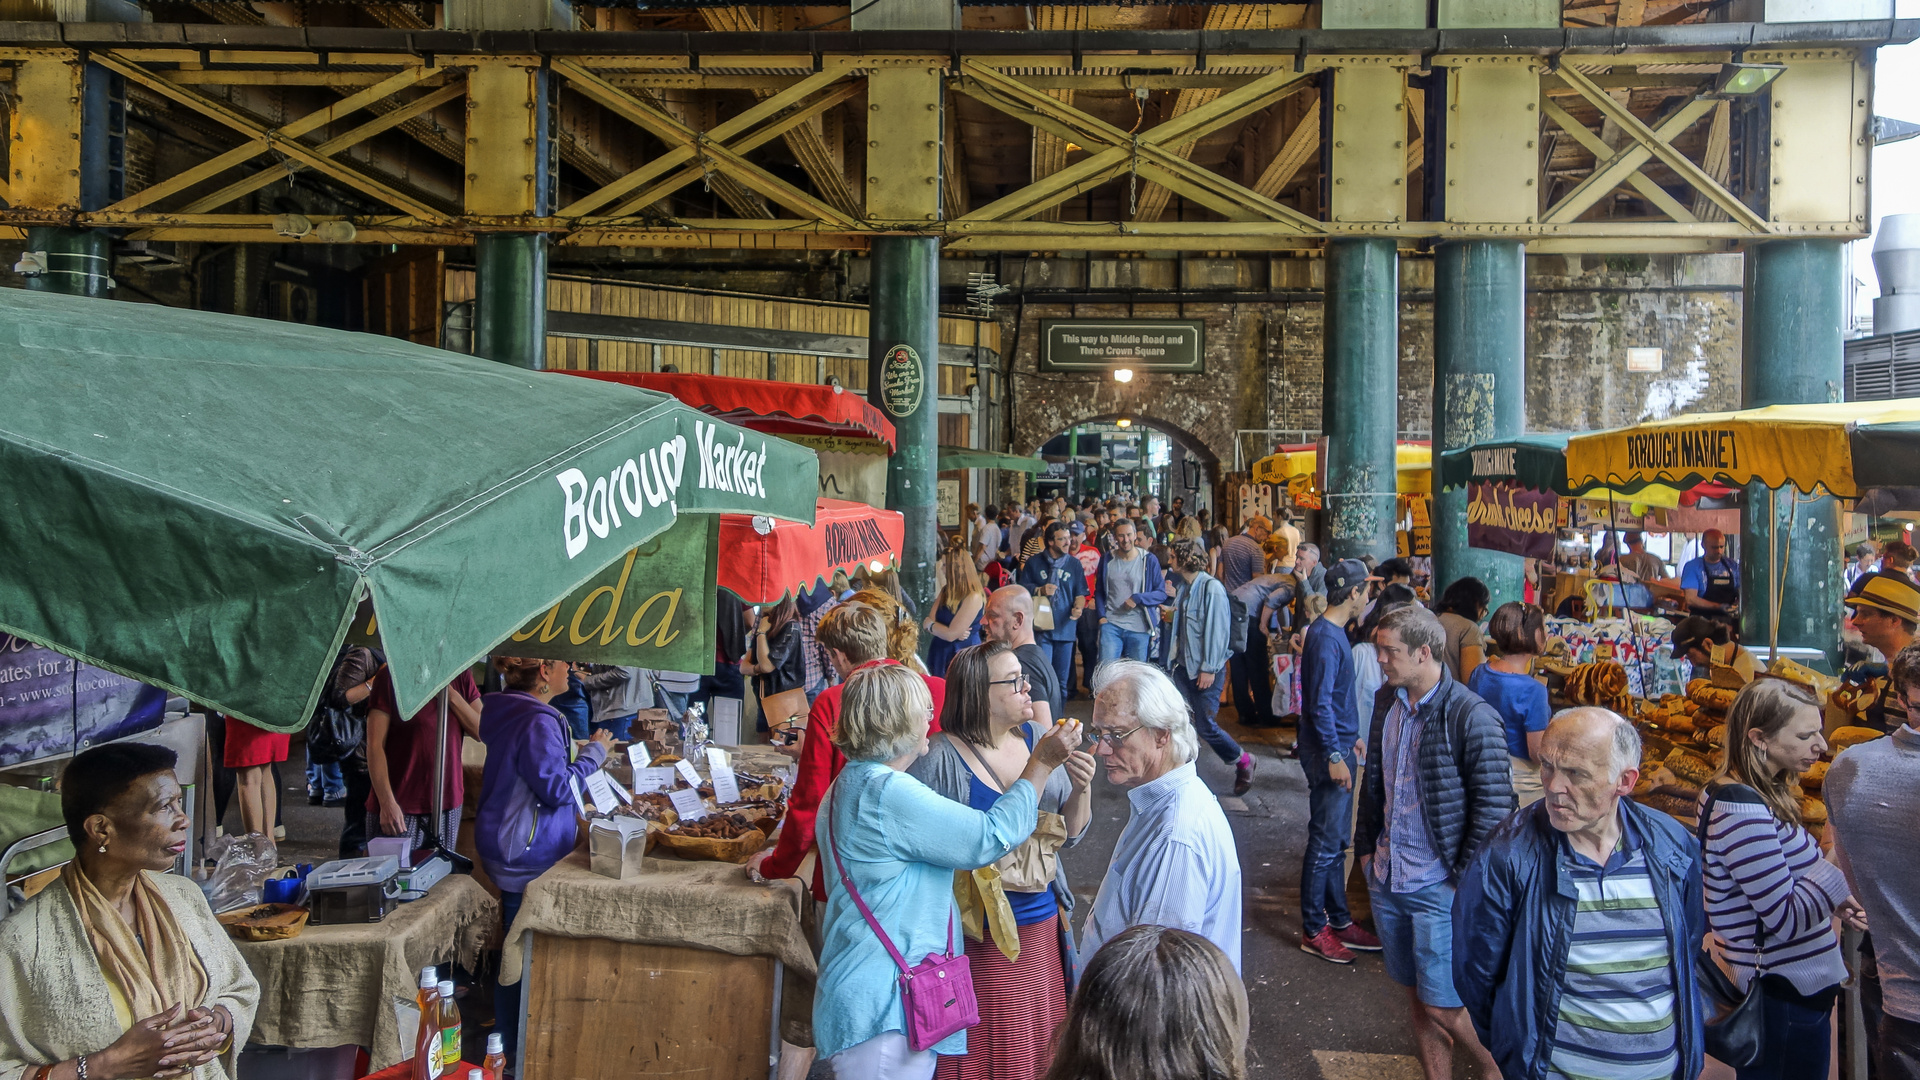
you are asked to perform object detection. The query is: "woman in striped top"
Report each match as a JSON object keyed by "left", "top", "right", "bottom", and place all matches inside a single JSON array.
[{"left": 1702, "top": 679, "right": 1870, "bottom": 1080}]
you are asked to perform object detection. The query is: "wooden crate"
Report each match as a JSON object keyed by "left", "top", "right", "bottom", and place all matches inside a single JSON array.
[{"left": 522, "top": 933, "right": 775, "bottom": 1080}]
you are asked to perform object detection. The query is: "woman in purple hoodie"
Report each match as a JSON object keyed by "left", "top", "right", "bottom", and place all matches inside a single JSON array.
[{"left": 478, "top": 655, "right": 612, "bottom": 1060}]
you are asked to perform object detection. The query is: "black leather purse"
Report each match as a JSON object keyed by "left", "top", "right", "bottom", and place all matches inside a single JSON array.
[{"left": 1695, "top": 783, "right": 1768, "bottom": 1069}]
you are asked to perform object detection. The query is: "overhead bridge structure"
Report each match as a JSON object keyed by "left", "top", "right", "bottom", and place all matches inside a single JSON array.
[{"left": 0, "top": 6, "right": 1910, "bottom": 660}]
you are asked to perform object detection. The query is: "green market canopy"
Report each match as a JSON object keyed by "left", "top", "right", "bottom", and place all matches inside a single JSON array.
[
  {"left": 0, "top": 290, "right": 817, "bottom": 732},
  {"left": 938, "top": 445, "right": 1047, "bottom": 474},
  {"left": 1438, "top": 434, "right": 1580, "bottom": 495}
]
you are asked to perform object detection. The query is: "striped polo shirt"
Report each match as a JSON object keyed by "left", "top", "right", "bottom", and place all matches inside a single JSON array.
[{"left": 1548, "top": 816, "right": 1681, "bottom": 1080}]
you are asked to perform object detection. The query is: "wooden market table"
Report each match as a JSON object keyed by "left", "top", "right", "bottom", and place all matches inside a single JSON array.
[
  {"left": 234, "top": 874, "right": 498, "bottom": 1070},
  {"left": 501, "top": 849, "right": 816, "bottom": 1080}
]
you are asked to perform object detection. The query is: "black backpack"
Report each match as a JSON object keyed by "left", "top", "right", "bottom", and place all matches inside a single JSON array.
[{"left": 306, "top": 646, "right": 372, "bottom": 764}]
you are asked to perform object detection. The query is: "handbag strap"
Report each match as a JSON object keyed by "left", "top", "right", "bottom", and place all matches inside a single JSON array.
[
  {"left": 821, "top": 779, "right": 953, "bottom": 979},
  {"left": 1696, "top": 781, "right": 1769, "bottom": 967}
]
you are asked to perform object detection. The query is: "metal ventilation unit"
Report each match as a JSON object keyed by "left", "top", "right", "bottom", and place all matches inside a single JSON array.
[{"left": 1845, "top": 214, "right": 1920, "bottom": 401}]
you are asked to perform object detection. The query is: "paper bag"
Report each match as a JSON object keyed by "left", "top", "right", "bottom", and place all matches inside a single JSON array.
[{"left": 995, "top": 810, "right": 1067, "bottom": 893}]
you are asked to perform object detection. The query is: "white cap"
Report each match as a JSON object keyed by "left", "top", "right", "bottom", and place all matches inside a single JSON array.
[
  {"left": 438, "top": 979, "right": 455, "bottom": 998},
  {"left": 486, "top": 1033, "right": 503, "bottom": 1054},
  {"left": 419, "top": 967, "right": 437, "bottom": 990},
  {"left": 468, "top": 1072, "right": 482, "bottom": 1080}
]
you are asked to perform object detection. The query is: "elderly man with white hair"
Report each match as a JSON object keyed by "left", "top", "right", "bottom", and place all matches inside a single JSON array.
[
  {"left": 1453, "top": 707, "right": 1706, "bottom": 1080},
  {"left": 1078, "top": 659, "right": 1243, "bottom": 975}
]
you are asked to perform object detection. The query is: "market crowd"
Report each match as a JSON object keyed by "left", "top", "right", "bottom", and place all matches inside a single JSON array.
[
  {"left": 7, "top": 492, "right": 1918, "bottom": 1080},
  {"left": 744, "top": 495, "right": 1920, "bottom": 1080}
]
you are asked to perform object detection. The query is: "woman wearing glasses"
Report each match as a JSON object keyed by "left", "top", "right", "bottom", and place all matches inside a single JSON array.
[
  {"left": 814, "top": 663, "right": 1082, "bottom": 1080},
  {"left": 909, "top": 642, "right": 1098, "bottom": 1080}
]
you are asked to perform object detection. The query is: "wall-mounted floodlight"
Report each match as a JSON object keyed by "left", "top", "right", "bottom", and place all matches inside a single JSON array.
[
  {"left": 1712, "top": 63, "right": 1786, "bottom": 97},
  {"left": 1113, "top": 368, "right": 1134, "bottom": 383}
]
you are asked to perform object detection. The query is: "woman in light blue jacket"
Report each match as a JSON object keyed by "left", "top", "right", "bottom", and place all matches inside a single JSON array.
[{"left": 813, "top": 663, "right": 1081, "bottom": 1079}]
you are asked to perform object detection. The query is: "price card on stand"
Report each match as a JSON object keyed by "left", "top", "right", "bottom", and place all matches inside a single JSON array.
[
  {"left": 635, "top": 767, "right": 677, "bottom": 793},
  {"left": 567, "top": 775, "right": 589, "bottom": 816},
  {"left": 668, "top": 787, "right": 710, "bottom": 821},
  {"left": 707, "top": 747, "right": 741, "bottom": 805},
  {"left": 584, "top": 771, "right": 630, "bottom": 814},
  {"left": 674, "top": 758, "right": 703, "bottom": 788},
  {"left": 630, "top": 741, "right": 652, "bottom": 770}
]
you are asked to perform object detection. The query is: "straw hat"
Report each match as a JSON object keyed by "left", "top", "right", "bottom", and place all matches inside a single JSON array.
[{"left": 1845, "top": 570, "right": 1920, "bottom": 624}]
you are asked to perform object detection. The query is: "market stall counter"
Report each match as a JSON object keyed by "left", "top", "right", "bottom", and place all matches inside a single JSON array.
[
  {"left": 234, "top": 875, "right": 498, "bottom": 1070},
  {"left": 500, "top": 850, "right": 816, "bottom": 1080}
]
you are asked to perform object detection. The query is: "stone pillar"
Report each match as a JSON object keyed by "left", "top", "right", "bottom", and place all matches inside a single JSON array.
[
  {"left": 1431, "top": 240, "right": 1527, "bottom": 608},
  {"left": 473, "top": 234, "right": 549, "bottom": 369},
  {"left": 869, "top": 237, "right": 942, "bottom": 616},
  {"left": 1741, "top": 239, "right": 1845, "bottom": 665},
  {"left": 1321, "top": 237, "right": 1401, "bottom": 564}
]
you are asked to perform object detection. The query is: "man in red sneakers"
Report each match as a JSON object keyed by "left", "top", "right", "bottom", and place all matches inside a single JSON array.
[{"left": 1296, "top": 559, "right": 1384, "bottom": 963}]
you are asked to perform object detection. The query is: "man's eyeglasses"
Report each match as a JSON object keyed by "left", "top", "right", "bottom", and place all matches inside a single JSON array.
[
  {"left": 988, "top": 674, "right": 1031, "bottom": 692},
  {"left": 1087, "top": 723, "right": 1143, "bottom": 747}
]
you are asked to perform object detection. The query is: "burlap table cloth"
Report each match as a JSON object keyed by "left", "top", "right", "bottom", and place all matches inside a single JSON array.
[
  {"left": 235, "top": 875, "right": 498, "bottom": 1068},
  {"left": 501, "top": 850, "right": 818, "bottom": 1045}
]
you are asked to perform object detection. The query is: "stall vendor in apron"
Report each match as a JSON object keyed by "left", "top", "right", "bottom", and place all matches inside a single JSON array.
[
  {"left": 1837, "top": 570, "right": 1920, "bottom": 733},
  {"left": 1680, "top": 528, "right": 1740, "bottom": 622}
]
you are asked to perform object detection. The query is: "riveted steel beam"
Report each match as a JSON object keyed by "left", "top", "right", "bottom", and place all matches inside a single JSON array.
[
  {"left": 90, "top": 51, "right": 450, "bottom": 221},
  {"left": 10, "top": 54, "right": 84, "bottom": 210},
  {"left": 1553, "top": 63, "right": 1768, "bottom": 231},
  {"left": 552, "top": 57, "right": 859, "bottom": 225},
  {"left": 176, "top": 80, "right": 466, "bottom": 214},
  {"left": 1539, "top": 97, "right": 1695, "bottom": 222},
  {"left": 107, "top": 63, "right": 452, "bottom": 214}
]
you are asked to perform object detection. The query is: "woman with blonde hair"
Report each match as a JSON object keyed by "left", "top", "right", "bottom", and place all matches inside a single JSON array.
[
  {"left": 925, "top": 541, "right": 985, "bottom": 679},
  {"left": 853, "top": 586, "right": 929, "bottom": 675},
  {"left": 813, "top": 663, "right": 1082, "bottom": 1079},
  {"left": 1043, "top": 926, "right": 1247, "bottom": 1080},
  {"left": 1702, "top": 678, "right": 1869, "bottom": 1080}
]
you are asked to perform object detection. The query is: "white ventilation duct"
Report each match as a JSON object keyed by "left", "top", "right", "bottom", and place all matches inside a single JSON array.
[{"left": 1874, "top": 214, "right": 1920, "bottom": 336}]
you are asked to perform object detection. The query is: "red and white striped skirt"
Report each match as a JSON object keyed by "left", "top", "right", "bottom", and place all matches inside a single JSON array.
[{"left": 934, "top": 914, "right": 1067, "bottom": 1080}]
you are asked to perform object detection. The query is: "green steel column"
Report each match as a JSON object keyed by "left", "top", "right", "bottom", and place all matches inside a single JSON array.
[
  {"left": 1322, "top": 237, "right": 1401, "bottom": 564},
  {"left": 1741, "top": 240, "right": 1845, "bottom": 665},
  {"left": 474, "top": 233, "right": 548, "bottom": 369},
  {"left": 25, "top": 227, "right": 113, "bottom": 297},
  {"left": 1431, "top": 240, "right": 1527, "bottom": 609},
  {"left": 869, "top": 236, "right": 941, "bottom": 616}
]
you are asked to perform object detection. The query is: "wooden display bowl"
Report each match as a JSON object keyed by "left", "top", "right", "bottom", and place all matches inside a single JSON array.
[
  {"left": 652, "top": 816, "right": 776, "bottom": 864},
  {"left": 218, "top": 902, "right": 310, "bottom": 942}
]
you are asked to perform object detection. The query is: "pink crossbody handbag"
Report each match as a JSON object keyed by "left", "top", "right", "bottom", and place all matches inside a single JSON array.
[{"left": 822, "top": 790, "right": 980, "bottom": 1052}]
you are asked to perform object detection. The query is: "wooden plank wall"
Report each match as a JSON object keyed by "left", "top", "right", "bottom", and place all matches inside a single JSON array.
[{"left": 445, "top": 271, "right": 1000, "bottom": 393}]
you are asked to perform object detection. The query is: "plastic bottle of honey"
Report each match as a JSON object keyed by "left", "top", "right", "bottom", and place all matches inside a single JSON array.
[
  {"left": 482, "top": 1032, "right": 506, "bottom": 1080},
  {"left": 437, "top": 980, "right": 462, "bottom": 1075},
  {"left": 411, "top": 985, "right": 443, "bottom": 1080}
]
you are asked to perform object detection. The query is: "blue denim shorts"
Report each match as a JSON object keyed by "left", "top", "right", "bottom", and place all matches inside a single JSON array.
[{"left": 1367, "top": 876, "right": 1461, "bottom": 1008}]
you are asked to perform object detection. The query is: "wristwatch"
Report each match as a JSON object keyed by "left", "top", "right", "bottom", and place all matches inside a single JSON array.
[{"left": 1326, "top": 751, "right": 1344, "bottom": 765}]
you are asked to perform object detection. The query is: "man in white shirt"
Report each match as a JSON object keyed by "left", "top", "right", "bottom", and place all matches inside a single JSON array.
[
  {"left": 974, "top": 504, "right": 1002, "bottom": 572},
  {"left": 1079, "top": 658, "right": 1243, "bottom": 975}
]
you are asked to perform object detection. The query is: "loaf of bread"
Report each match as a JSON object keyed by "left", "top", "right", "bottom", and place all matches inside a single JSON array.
[
  {"left": 1829, "top": 726, "right": 1886, "bottom": 754},
  {"left": 1800, "top": 760, "right": 1829, "bottom": 792}
]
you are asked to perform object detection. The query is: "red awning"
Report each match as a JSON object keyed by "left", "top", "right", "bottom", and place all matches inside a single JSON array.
[
  {"left": 719, "top": 498, "right": 905, "bottom": 605},
  {"left": 563, "top": 370, "right": 896, "bottom": 450}
]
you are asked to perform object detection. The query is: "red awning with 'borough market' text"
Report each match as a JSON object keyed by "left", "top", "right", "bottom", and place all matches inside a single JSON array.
[
  {"left": 719, "top": 499, "right": 904, "bottom": 605},
  {"left": 564, "top": 370, "right": 896, "bottom": 450}
]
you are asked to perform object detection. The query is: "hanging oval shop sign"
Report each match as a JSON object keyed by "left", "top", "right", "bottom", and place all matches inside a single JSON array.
[{"left": 880, "top": 344, "right": 924, "bottom": 418}]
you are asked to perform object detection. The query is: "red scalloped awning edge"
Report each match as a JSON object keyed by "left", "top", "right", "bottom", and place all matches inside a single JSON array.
[{"left": 561, "top": 370, "right": 896, "bottom": 450}]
